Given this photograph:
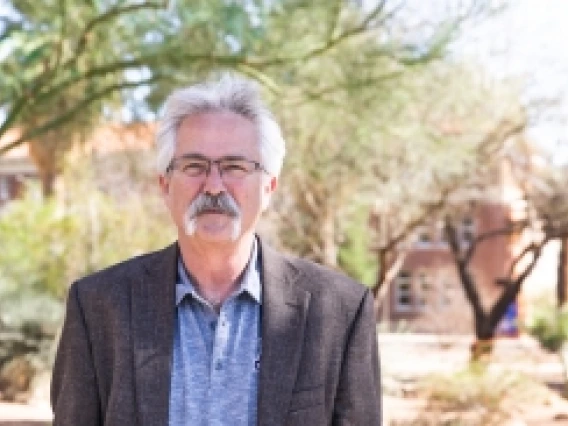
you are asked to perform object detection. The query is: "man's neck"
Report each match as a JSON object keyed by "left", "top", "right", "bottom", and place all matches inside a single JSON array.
[{"left": 178, "top": 234, "right": 255, "bottom": 307}]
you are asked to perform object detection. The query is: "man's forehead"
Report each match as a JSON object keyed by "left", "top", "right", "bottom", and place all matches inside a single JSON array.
[
  {"left": 178, "top": 110, "right": 255, "bottom": 130},
  {"left": 175, "top": 111, "right": 260, "bottom": 155}
]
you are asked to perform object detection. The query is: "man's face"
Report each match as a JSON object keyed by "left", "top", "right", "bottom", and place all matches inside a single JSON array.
[{"left": 159, "top": 111, "right": 277, "bottom": 245}]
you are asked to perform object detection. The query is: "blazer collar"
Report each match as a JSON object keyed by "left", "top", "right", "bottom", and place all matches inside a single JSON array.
[
  {"left": 132, "top": 243, "right": 178, "bottom": 426},
  {"left": 131, "top": 240, "right": 311, "bottom": 426},
  {"left": 257, "top": 240, "right": 311, "bottom": 426}
]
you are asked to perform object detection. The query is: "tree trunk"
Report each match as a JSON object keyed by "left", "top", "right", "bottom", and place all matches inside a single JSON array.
[
  {"left": 558, "top": 237, "right": 568, "bottom": 307},
  {"left": 40, "top": 169, "right": 56, "bottom": 197},
  {"left": 28, "top": 138, "right": 60, "bottom": 197},
  {"left": 471, "top": 305, "right": 495, "bottom": 361},
  {"left": 373, "top": 250, "right": 388, "bottom": 296},
  {"left": 321, "top": 212, "right": 337, "bottom": 267}
]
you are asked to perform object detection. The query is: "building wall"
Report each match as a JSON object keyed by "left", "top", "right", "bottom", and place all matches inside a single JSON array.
[
  {"left": 385, "top": 203, "right": 513, "bottom": 334},
  {"left": 0, "top": 130, "right": 39, "bottom": 208}
]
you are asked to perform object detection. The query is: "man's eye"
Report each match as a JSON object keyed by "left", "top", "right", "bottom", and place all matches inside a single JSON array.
[
  {"left": 182, "top": 162, "right": 207, "bottom": 174},
  {"left": 223, "top": 162, "right": 248, "bottom": 172}
]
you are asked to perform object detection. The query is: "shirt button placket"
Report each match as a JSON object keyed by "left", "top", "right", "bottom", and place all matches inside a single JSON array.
[{"left": 209, "top": 303, "right": 229, "bottom": 424}]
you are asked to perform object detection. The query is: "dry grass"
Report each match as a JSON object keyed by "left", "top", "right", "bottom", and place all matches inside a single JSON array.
[{"left": 389, "top": 364, "right": 558, "bottom": 425}]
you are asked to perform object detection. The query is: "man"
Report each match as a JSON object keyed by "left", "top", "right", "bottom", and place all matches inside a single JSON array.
[{"left": 51, "top": 74, "right": 381, "bottom": 425}]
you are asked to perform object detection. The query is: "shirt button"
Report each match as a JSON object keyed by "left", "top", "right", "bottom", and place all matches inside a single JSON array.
[{"left": 215, "top": 361, "right": 223, "bottom": 370}]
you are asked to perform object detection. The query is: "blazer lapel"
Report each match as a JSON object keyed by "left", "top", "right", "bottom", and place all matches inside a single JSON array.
[
  {"left": 132, "top": 243, "right": 178, "bottom": 426},
  {"left": 257, "top": 242, "right": 311, "bottom": 426}
]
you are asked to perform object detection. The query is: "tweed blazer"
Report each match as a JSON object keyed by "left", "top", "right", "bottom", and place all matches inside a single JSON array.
[{"left": 51, "top": 240, "right": 381, "bottom": 426}]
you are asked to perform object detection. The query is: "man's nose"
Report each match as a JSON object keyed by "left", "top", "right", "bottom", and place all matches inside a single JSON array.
[{"left": 202, "top": 163, "right": 225, "bottom": 195}]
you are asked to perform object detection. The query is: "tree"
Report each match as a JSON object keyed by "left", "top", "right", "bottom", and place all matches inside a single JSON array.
[
  {"left": 1, "top": 0, "right": 251, "bottom": 192},
  {"left": 2, "top": 1, "right": 513, "bottom": 296},
  {"left": 268, "top": 51, "right": 525, "bottom": 310},
  {"left": 443, "top": 143, "right": 568, "bottom": 358},
  {"left": 0, "top": 0, "right": 445, "bottom": 155},
  {"left": 369, "top": 87, "right": 525, "bottom": 302},
  {"left": 523, "top": 165, "right": 568, "bottom": 307}
]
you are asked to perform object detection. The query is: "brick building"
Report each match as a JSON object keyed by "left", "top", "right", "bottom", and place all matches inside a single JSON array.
[
  {"left": 0, "top": 130, "right": 37, "bottom": 208},
  {"left": 380, "top": 155, "right": 560, "bottom": 334},
  {"left": 380, "top": 202, "right": 515, "bottom": 334}
]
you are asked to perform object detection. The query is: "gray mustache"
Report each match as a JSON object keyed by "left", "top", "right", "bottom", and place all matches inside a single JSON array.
[{"left": 187, "top": 193, "right": 240, "bottom": 218}]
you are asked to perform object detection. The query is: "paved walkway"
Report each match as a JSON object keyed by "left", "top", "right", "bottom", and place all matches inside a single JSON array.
[
  {"left": 379, "top": 332, "right": 563, "bottom": 381},
  {"left": 0, "top": 401, "right": 51, "bottom": 424}
]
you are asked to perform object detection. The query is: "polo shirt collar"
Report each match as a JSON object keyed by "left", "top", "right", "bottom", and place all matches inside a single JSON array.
[{"left": 175, "top": 237, "right": 262, "bottom": 306}]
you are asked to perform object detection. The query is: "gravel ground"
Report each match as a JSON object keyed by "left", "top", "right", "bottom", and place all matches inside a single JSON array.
[
  {"left": 380, "top": 333, "right": 568, "bottom": 425},
  {"left": 0, "top": 333, "right": 566, "bottom": 425}
]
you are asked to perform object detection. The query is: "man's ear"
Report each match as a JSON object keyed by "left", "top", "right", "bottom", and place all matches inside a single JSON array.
[
  {"left": 159, "top": 174, "right": 170, "bottom": 196},
  {"left": 261, "top": 176, "right": 277, "bottom": 212},
  {"left": 267, "top": 176, "right": 277, "bottom": 193}
]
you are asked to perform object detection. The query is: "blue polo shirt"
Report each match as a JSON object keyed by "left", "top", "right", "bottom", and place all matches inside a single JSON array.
[{"left": 168, "top": 240, "right": 262, "bottom": 426}]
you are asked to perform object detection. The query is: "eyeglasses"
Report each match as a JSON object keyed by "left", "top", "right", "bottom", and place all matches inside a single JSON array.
[{"left": 166, "top": 154, "right": 269, "bottom": 180}]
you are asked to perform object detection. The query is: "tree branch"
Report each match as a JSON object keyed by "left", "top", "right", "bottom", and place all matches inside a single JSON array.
[
  {"left": 245, "top": 0, "right": 390, "bottom": 68},
  {"left": 325, "top": 0, "right": 344, "bottom": 42},
  {"left": 463, "top": 220, "right": 528, "bottom": 264},
  {"left": 286, "top": 71, "right": 403, "bottom": 107},
  {"left": 376, "top": 181, "right": 458, "bottom": 254},
  {"left": 505, "top": 239, "right": 545, "bottom": 280},
  {"left": 0, "top": 77, "right": 160, "bottom": 156},
  {"left": 445, "top": 216, "right": 485, "bottom": 315},
  {"left": 37, "top": 50, "right": 243, "bottom": 105},
  {"left": 74, "top": 2, "right": 169, "bottom": 58},
  {"left": 488, "top": 237, "right": 548, "bottom": 327},
  {"left": 0, "top": 93, "right": 32, "bottom": 142}
]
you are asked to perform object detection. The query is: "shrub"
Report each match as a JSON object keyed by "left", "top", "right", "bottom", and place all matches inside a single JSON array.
[
  {"left": 525, "top": 302, "right": 568, "bottom": 353},
  {"left": 417, "top": 367, "right": 551, "bottom": 425}
]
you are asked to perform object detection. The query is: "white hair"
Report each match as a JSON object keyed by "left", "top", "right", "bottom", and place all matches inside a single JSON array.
[{"left": 155, "top": 73, "right": 286, "bottom": 177}]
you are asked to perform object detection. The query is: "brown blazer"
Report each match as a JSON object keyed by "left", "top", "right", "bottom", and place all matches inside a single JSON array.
[{"left": 51, "top": 240, "right": 381, "bottom": 425}]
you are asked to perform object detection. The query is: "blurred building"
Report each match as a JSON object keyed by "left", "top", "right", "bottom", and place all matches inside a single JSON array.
[
  {"left": 379, "top": 149, "right": 560, "bottom": 334},
  {"left": 0, "top": 123, "right": 156, "bottom": 208},
  {"left": 380, "top": 203, "right": 513, "bottom": 334},
  {"left": 0, "top": 130, "right": 37, "bottom": 208}
]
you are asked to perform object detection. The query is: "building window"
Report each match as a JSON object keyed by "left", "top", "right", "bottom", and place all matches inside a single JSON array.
[
  {"left": 459, "top": 216, "right": 475, "bottom": 248},
  {"left": 414, "top": 222, "right": 450, "bottom": 249},
  {"left": 416, "top": 227, "right": 433, "bottom": 247},
  {"left": 416, "top": 272, "right": 431, "bottom": 310},
  {"left": 394, "top": 271, "right": 413, "bottom": 312},
  {"left": 0, "top": 176, "right": 10, "bottom": 201},
  {"left": 440, "top": 280, "right": 455, "bottom": 308},
  {"left": 437, "top": 221, "right": 449, "bottom": 245},
  {"left": 414, "top": 225, "right": 437, "bottom": 249}
]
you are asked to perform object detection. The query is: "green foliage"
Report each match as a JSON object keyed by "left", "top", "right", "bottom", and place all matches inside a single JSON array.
[
  {"left": 2, "top": 0, "right": 446, "bottom": 153},
  {"left": 338, "top": 205, "right": 377, "bottom": 287},
  {"left": 0, "top": 0, "right": 259, "bottom": 152},
  {"left": 0, "top": 184, "right": 73, "bottom": 298},
  {"left": 0, "top": 155, "right": 175, "bottom": 302},
  {"left": 1, "top": 0, "right": 512, "bottom": 291},
  {"left": 268, "top": 39, "right": 523, "bottom": 272},
  {"left": 525, "top": 301, "right": 568, "bottom": 353}
]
